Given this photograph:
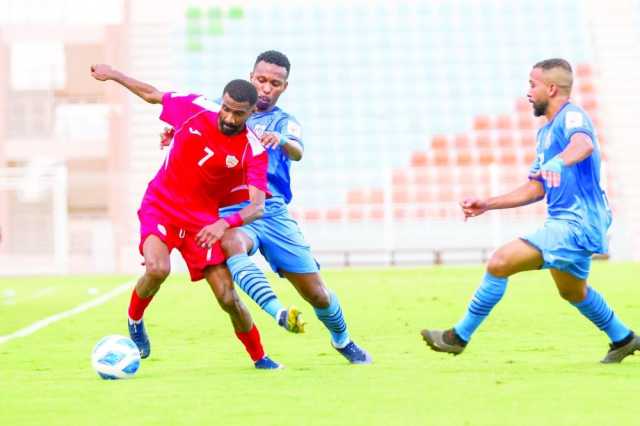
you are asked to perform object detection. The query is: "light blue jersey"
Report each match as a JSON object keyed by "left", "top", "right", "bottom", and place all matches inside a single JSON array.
[
  {"left": 220, "top": 105, "right": 318, "bottom": 275},
  {"left": 528, "top": 102, "right": 611, "bottom": 254}
]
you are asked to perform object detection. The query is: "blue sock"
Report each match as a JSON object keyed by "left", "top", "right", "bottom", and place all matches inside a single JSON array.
[
  {"left": 227, "top": 254, "right": 283, "bottom": 319},
  {"left": 572, "top": 286, "right": 631, "bottom": 343},
  {"left": 454, "top": 272, "right": 508, "bottom": 342},
  {"left": 314, "top": 290, "right": 349, "bottom": 347}
]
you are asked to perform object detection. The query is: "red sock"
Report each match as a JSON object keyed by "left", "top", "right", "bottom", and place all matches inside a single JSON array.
[
  {"left": 128, "top": 289, "right": 153, "bottom": 321},
  {"left": 235, "top": 325, "right": 265, "bottom": 362}
]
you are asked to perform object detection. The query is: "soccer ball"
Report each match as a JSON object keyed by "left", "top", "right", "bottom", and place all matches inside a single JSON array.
[{"left": 91, "top": 335, "right": 141, "bottom": 380}]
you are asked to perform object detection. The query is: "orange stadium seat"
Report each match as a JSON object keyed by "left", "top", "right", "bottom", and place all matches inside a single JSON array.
[
  {"left": 346, "top": 189, "right": 366, "bottom": 204},
  {"left": 576, "top": 63, "right": 593, "bottom": 79},
  {"left": 523, "top": 150, "right": 537, "bottom": 165},
  {"left": 392, "top": 169, "right": 408, "bottom": 185},
  {"left": 411, "top": 151, "right": 429, "bottom": 167},
  {"left": 520, "top": 133, "right": 536, "bottom": 148},
  {"left": 393, "top": 206, "right": 408, "bottom": 221},
  {"left": 432, "top": 148, "right": 450, "bottom": 166},
  {"left": 431, "top": 134, "right": 449, "bottom": 150},
  {"left": 369, "top": 207, "right": 385, "bottom": 221},
  {"left": 456, "top": 150, "right": 473, "bottom": 166},
  {"left": 473, "top": 115, "right": 491, "bottom": 131},
  {"left": 413, "top": 168, "right": 430, "bottom": 185},
  {"left": 475, "top": 133, "right": 492, "bottom": 149},
  {"left": 454, "top": 134, "right": 470, "bottom": 150},
  {"left": 326, "top": 208, "right": 343, "bottom": 222},
  {"left": 304, "top": 209, "right": 322, "bottom": 222},
  {"left": 578, "top": 80, "right": 595, "bottom": 95},
  {"left": 516, "top": 114, "right": 534, "bottom": 130},
  {"left": 347, "top": 207, "right": 365, "bottom": 222},
  {"left": 414, "top": 188, "right": 432, "bottom": 204},
  {"left": 369, "top": 189, "right": 385, "bottom": 204},
  {"left": 478, "top": 149, "right": 495, "bottom": 165},
  {"left": 392, "top": 188, "right": 410, "bottom": 204},
  {"left": 499, "top": 149, "right": 518, "bottom": 165},
  {"left": 497, "top": 132, "right": 515, "bottom": 148},
  {"left": 495, "top": 114, "right": 513, "bottom": 130}
]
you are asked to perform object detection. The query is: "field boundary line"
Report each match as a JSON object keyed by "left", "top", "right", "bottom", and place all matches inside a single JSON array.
[{"left": 0, "top": 280, "right": 135, "bottom": 345}]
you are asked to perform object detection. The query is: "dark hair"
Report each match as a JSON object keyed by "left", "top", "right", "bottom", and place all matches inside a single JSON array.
[
  {"left": 254, "top": 50, "right": 291, "bottom": 76},
  {"left": 223, "top": 79, "right": 258, "bottom": 105},
  {"left": 533, "top": 58, "right": 572, "bottom": 74}
]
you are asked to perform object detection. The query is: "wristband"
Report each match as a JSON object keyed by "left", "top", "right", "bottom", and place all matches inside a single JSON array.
[
  {"left": 223, "top": 213, "right": 243, "bottom": 228},
  {"left": 541, "top": 156, "right": 564, "bottom": 174},
  {"left": 278, "top": 133, "right": 288, "bottom": 146}
]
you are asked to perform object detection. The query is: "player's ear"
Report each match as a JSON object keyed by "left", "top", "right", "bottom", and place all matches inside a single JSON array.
[
  {"left": 282, "top": 80, "right": 288, "bottom": 92},
  {"left": 548, "top": 83, "right": 558, "bottom": 97}
]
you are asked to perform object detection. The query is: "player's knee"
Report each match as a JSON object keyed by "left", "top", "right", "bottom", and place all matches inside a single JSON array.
[
  {"left": 486, "top": 254, "right": 511, "bottom": 278},
  {"left": 557, "top": 287, "right": 586, "bottom": 303},
  {"left": 220, "top": 232, "right": 247, "bottom": 257},
  {"left": 144, "top": 259, "right": 170, "bottom": 282}
]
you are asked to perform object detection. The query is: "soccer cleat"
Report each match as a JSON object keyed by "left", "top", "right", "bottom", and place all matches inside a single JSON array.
[
  {"left": 601, "top": 332, "right": 640, "bottom": 364},
  {"left": 333, "top": 340, "right": 373, "bottom": 364},
  {"left": 254, "top": 355, "right": 283, "bottom": 369},
  {"left": 128, "top": 319, "right": 151, "bottom": 359},
  {"left": 421, "top": 328, "right": 467, "bottom": 355},
  {"left": 277, "top": 307, "right": 306, "bottom": 334}
]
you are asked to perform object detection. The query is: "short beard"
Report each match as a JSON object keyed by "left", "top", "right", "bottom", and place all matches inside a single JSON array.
[
  {"left": 532, "top": 100, "right": 548, "bottom": 117},
  {"left": 220, "top": 122, "right": 241, "bottom": 136}
]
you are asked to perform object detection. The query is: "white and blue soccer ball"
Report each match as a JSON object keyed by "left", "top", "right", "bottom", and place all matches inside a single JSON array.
[{"left": 91, "top": 335, "right": 141, "bottom": 380}]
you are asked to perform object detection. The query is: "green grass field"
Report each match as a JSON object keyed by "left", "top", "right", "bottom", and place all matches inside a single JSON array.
[{"left": 1, "top": 262, "right": 639, "bottom": 426}]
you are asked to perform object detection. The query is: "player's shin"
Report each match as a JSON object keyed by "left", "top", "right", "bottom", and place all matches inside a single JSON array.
[
  {"left": 227, "top": 254, "right": 283, "bottom": 319},
  {"left": 453, "top": 272, "right": 508, "bottom": 342}
]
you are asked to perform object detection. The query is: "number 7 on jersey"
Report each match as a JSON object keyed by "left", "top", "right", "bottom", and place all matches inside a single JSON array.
[{"left": 198, "top": 147, "right": 214, "bottom": 166}]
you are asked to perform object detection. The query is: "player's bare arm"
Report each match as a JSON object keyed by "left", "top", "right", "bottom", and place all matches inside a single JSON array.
[
  {"left": 260, "top": 132, "right": 303, "bottom": 161},
  {"left": 90, "top": 64, "right": 165, "bottom": 104},
  {"left": 195, "top": 186, "right": 265, "bottom": 249},
  {"left": 461, "top": 180, "right": 545, "bottom": 220},
  {"left": 237, "top": 185, "right": 266, "bottom": 224},
  {"left": 539, "top": 133, "right": 594, "bottom": 187}
]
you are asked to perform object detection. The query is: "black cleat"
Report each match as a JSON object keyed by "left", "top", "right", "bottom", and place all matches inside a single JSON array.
[
  {"left": 601, "top": 332, "right": 640, "bottom": 364},
  {"left": 421, "top": 328, "right": 467, "bottom": 355}
]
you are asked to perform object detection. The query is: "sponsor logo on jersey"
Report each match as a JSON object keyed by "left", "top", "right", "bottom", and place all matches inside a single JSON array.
[{"left": 189, "top": 127, "right": 202, "bottom": 136}]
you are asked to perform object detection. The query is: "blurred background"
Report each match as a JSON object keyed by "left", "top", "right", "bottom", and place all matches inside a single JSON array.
[{"left": 0, "top": 0, "right": 639, "bottom": 275}]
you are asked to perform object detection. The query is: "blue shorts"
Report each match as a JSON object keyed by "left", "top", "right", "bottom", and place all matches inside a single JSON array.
[
  {"left": 226, "top": 209, "right": 320, "bottom": 276},
  {"left": 521, "top": 220, "right": 593, "bottom": 280}
]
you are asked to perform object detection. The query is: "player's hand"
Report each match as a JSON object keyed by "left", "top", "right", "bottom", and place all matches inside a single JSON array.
[
  {"left": 90, "top": 64, "right": 116, "bottom": 81},
  {"left": 539, "top": 156, "right": 564, "bottom": 188},
  {"left": 196, "top": 219, "right": 230, "bottom": 248},
  {"left": 460, "top": 197, "right": 489, "bottom": 221},
  {"left": 260, "top": 132, "right": 284, "bottom": 149},
  {"left": 159, "top": 127, "right": 174, "bottom": 150}
]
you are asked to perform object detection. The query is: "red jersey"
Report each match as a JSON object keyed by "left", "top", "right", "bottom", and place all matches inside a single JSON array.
[{"left": 141, "top": 92, "right": 268, "bottom": 231}]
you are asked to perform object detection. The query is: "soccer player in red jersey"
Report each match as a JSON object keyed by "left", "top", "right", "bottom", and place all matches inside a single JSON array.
[{"left": 90, "top": 64, "right": 281, "bottom": 369}]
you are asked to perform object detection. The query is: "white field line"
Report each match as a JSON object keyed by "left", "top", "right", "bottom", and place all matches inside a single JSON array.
[{"left": 0, "top": 280, "right": 135, "bottom": 345}]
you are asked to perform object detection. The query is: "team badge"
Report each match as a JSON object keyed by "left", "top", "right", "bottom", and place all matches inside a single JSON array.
[{"left": 225, "top": 155, "right": 239, "bottom": 168}]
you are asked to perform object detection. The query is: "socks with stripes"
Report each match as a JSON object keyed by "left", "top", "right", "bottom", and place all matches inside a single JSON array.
[
  {"left": 227, "top": 254, "right": 283, "bottom": 319},
  {"left": 314, "top": 290, "right": 350, "bottom": 348},
  {"left": 454, "top": 272, "right": 508, "bottom": 342}
]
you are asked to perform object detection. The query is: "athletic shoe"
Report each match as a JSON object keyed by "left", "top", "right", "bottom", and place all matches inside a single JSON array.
[
  {"left": 334, "top": 340, "right": 372, "bottom": 364},
  {"left": 128, "top": 318, "right": 150, "bottom": 359},
  {"left": 421, "top": 328, "right": 466, "bottom": 355},
  {"left": 254, "top": 355, "right": 283, "bottom": 369},
  {"left": 601, "top": 332, "right": 640, "bottom": 364},
  {"left": 277, "top": 307, "right": 306, "bottom": 334}
]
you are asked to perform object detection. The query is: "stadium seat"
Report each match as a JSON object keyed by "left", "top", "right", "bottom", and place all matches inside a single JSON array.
[
  {"left": 347, "top": 189, "right": 366, "bottom": 204},
  {"left": 411, "top": 151, "right": 429, "bottom": 167},
  {"left": 431, "top": 134, "right": 449, "bottom": 150},
  {"left": 304, "top": 209, "right": 322, "bottom": 222},
  {"left": 326, "top": 208, "right": 343, "bottom": 222},
  {"left": 473, "top": 115, "right": 491, "bottom": 131}
]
